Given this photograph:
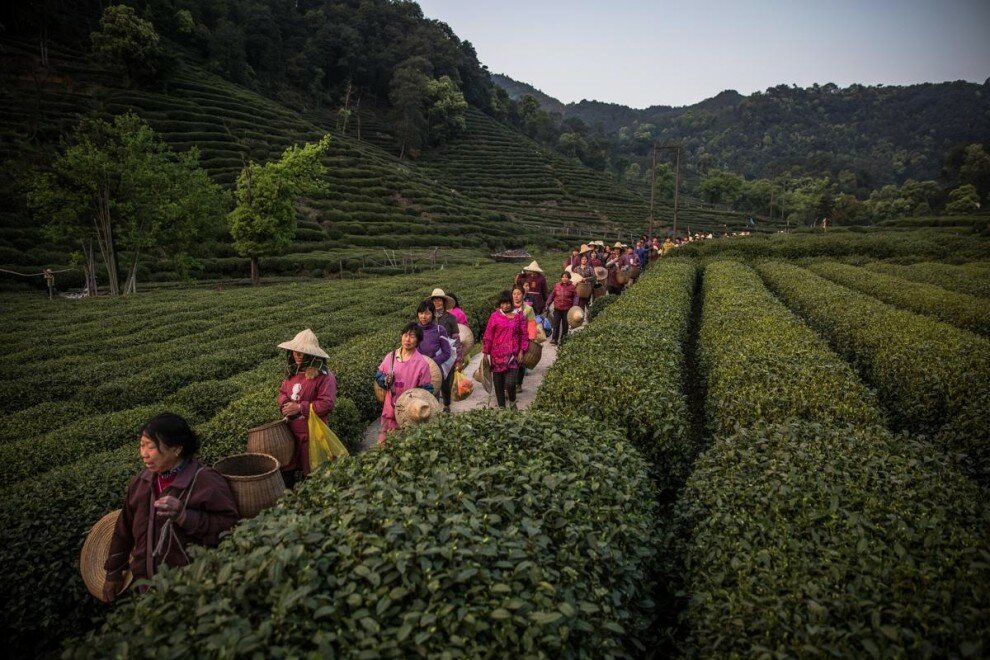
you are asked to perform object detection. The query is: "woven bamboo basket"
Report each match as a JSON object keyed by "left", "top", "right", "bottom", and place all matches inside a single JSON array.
[
  {"left": 458, "top": 323, "right": 475, "bottom": 355},
  {"left": 395, "top": 388, "right": 442, "bottom": 428},
  {"left": 214, "top": 453, "right": 285, "bottom": 519},
  {"left": 523, "top": 341, "right": 543, "bottom": 369},
  {"left": 615, "top": 269, "right": 629, "bottom": 285},
  {"left": 80, "top": 509, "right": 133, "bottom": 602},
  {"left": 567, "top": 306, "right": 585, "bottom": 328},
  {"left": 246, "top": 419, "right": 295, "bottom": 467},
  {"left": 422, "top": 356, "right": 442, "bottom": 392},
  {"left": 593, "top": 285, "right": 606, "bottom": 299},
  {"left": 575, "top": 281, "right": 593, "bottom": 299},
  {"left": 629, "top": 265, "right": 642, "bottom": 281}
]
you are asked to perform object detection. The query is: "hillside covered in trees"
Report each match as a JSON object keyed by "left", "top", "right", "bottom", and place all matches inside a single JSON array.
[
  {"left": 3, "top": 1, "right": 749, "bottom": 290},
  {"left": 496, "top": 73, "right": 990, "bottom": 205}
]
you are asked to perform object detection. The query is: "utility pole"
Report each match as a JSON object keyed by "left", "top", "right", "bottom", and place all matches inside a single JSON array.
[
  {"left": 648, "top": 142, "right": 657, "bottom": 238},
  {"left": 673, "top": 145, "right": 681, "bottom": 238}
]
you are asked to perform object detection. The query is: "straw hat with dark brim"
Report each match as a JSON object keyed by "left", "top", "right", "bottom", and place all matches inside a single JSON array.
[
  {"left": 523, "top": 260, "right": 544, "bottom": 273},
  {"left": 429, "top": 288, "right": 456, "bottom": 309},
  {"left": 394, "top": 388, "right": 442, "bottom": 428},
  {"left": 277, "top": 329, "right": 329, "bottom": 359}
]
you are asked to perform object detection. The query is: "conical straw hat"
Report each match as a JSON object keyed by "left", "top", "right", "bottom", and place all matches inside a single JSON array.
[
  {"left": 429, "top": 288, "right": 455, "bottom": 309},
  {"left": 395, "top": 388, "right": 442, "bottom": 428},
  {"left": 523, "top": 260, "right": 543, "bottom": 273},
  {"left": 594, "top": 266, "right": 608, "bottom": 281},
  {"left": 579, "top": 243, "right": 592, "bottom": 254},
  {"left": 567, "top": 306, "right": 585, "bottom": 328},
  {"left": 277, "top": 329, "right": 329, "bottom": 359}
]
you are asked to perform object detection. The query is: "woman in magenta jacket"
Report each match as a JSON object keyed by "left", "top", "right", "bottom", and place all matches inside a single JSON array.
[{"left": 482, "top": 290, "right": 529, "bottom": 409}]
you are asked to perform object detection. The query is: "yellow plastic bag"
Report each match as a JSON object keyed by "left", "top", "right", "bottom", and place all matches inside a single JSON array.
[{"left": 308, "top": 404, "right": 349, "bottom": 470}]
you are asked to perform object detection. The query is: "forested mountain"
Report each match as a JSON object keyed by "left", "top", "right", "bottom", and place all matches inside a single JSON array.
[{"left": 495, "top": 73, "right": 990, "bottom": 193}]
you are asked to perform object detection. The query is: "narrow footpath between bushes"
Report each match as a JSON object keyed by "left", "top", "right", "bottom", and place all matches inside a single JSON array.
[{"left": 357, "top": 334, "right": 566, "bottom": 452}]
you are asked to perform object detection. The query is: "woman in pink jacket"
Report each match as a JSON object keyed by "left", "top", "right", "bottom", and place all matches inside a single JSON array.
[{"left": 482, "top": 290, "right": 529, "bottom": 409}]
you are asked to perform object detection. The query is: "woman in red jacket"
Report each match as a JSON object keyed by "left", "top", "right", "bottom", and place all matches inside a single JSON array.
[
  {"left": 277, "top": 329, "right": 337, "bottom": 483},
  {"left": 104, "top": 412, "right": 238, "bottom": 602}
]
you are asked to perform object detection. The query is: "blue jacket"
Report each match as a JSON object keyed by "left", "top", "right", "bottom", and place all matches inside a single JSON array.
[{"left": 634, "top": 247, "right": 649, "bottom": 268}]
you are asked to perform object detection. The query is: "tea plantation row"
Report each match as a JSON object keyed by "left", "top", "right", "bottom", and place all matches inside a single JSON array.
[
  {"left": 672, "top": 261, "right": 988, "bottom": 656},
  {"left": 0, "top": 263, "right": 520, "bottom": 655}
]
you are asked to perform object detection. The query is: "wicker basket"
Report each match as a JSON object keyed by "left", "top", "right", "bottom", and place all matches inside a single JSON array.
[
  {"left": 593, "top": 285, "right": 606, "bottom": 299},
  {"left": 458, "top": 323, "right": 475, "bottom": 355},
  {"left": 523, "top": 341, "right": 543, "bottom": 369},
  {"left": 567, "top": 306, "right": 585, "bottom": 328},
  {"left": 575, "top": 281, "right": 593, "bottom": 299},
  {"left": 214, "top": 453, "right": 285, "bottom": 519},
  {"left": 423, "top": 356, "right": 442, "bottom": 392},
  {"left": 80, "top": 509, "right": 133, "bottom": 602},
  {"left": 246, "top": 419, "right": 295, "bottom": 467},
  {"left": 629, "top": 265, "right": 642, "bottom": 281},
  {"left": 615, "top": 269, "right": 629, "bottom": 285},
  {"left": 395, "top": 388, "right": 442, "bottom": 428}
]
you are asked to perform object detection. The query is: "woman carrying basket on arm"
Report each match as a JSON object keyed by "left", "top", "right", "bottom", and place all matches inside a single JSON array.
[
  {"left": 103, "top": 413, "right": 238, "bottom": 602},
  {"left": 482, "top": 290, "right": 529, "bottom": 410},
  {"left": 375, "top": 323, "right": 435, "bottom": 445}
]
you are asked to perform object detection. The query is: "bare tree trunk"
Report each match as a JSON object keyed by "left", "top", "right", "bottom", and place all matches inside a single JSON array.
[
  {"left": 94, "top": 184, "right": 120, "bottom": 294},
  {"left": 355, "top": 93, "right": 362, "bottom": 140},
  {"left": 250, "top": 256, "right": 260, "bottom": 286},
  {"left": 81, "top": 239, "right": 99, "bottom": 296},
  {"left": 123, "top": 250, "right": 140, "bottom": 294}
]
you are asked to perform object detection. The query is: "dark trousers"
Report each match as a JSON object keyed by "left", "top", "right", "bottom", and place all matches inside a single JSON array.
[
  {"left": 493, "top": 369, "right": 518, "bottom": 407},
  {"left": 517, "top": 367, "right": 527, "bottom": 388},
  {"left": 440, "top": 369, "right": 454, "bottom": 407},
  {"left": 551, "top": 308, "right": 569, "bottom": 342}
]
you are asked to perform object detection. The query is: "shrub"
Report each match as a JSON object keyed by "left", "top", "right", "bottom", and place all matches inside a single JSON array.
[
  {"left": 674, "top": 421, "right": 989, "bottom": 658},
  {"left": 535, "top": 260, "right": 696, "bottom": 492},
  {"left": 74, "top": 411, "right": 659, "bottom": 657},
  {"left": 807, "top": 261, "right": 990, "bottom": 335},
  {"left": 757, "top": 261, "right": 990, "bottom": 485}
]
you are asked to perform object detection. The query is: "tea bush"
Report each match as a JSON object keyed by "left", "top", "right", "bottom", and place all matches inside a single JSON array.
[
  {"left": 675, "top": 421, "right": 990, "bottom": 658},
  {"left": 699, "top": 261, "right": 884, "bottom": 435},
  {"left": 535, "top": 260, "right": 696, "bottom": 493},
  {"left": 75, "top": 411, "right": 659, "bottom": 658},
  {"left": 807, "top": 261, "right": 990, "bottom": 335},
  {"left": 757, "top": 261, "right": 990, "bottom": 485}
]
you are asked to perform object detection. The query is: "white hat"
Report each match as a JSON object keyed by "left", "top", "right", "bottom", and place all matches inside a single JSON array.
[
  {"left": 429, "top": 288, "right": 456, "bottom": 309},
  {"left": 523, "top": 260, "right": 544, "bottom": 274},
  {"left": 277, "top": 329, "right": 329, "bottom": 359}
]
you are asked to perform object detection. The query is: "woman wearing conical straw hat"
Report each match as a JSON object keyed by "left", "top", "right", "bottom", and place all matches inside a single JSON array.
[{"left": 276, "top": 329, "right": 337, "bottom": 483}]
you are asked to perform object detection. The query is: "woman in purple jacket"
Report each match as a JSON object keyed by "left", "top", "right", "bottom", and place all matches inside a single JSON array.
[{"left": 415, "top": 299, "right": 451, "bottom": 370}]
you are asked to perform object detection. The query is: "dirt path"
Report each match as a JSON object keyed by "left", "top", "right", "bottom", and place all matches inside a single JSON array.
[{"left": 357, "top": 337, "right": 562, "bottom": 452}]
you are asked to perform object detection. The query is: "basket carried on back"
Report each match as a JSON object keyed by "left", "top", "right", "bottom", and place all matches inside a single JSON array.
[
  {"left": 423, "top": 356, "right": 443, "bottom": 393},
  {"left": 615, "top": 269, "right": 629, "bottom": 285},
  {"left": 214, "top": 453, "right": 285, "bottom": 519},
  {"left": 575, "top": 281, "right": 593, "bottom": 298},
  {"left": 80, "top": 509, "right": 133, "bottom": 602},
  {"left": 523, "top": 341, "right": 543, "bottom": 369},
  {"left": 246, "top": 419, "right": 295, "bottom": 467},
  {"left": 629, "top": 265, "right": 642, "bottom": 281},
  {"left": 458, "top": 323, "right": 475, "bottom": 355}
]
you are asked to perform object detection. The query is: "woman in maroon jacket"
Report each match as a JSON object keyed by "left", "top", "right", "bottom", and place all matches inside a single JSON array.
[
  {"left": 104, "top": 412, "right": 238, "bottom": 602},
  {"left": 277, "top": 329, "right": 337, "bottom": 482},
  {"left": 546, "top": 271, "right": 578, "bottom": 344}
]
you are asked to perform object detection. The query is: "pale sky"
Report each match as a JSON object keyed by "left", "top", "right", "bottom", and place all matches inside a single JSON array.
[{"left": 415, "top": 0, "right": 990, "bottom": 108}]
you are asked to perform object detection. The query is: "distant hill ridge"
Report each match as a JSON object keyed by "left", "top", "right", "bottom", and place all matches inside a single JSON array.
[{"left": 494, "top": 73, "right": 990, "bottom": 186}]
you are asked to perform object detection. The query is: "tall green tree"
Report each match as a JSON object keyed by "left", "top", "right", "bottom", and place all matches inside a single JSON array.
[
  {"left": 229, "top": 136, "right": 331, "bottom": 285},
  {"left": 90, "top": 5, "right": 168, "bottom": 84},
  {"left": 27, "top": 112, "right": 227, "bottom": 295},
  {"left": 389, "top": 58, "right": 432, "bottom": 158},
  {"left": 946, "top": 184, "right": 980, "bottom": 214},
  {"left": 426, "top": 75, "right": 468, "bottom": 143}
]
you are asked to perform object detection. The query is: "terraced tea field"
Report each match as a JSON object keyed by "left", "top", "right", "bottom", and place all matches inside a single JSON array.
[
  {"left": 3, "top": 231, "right": 987, "bottom": 657},
  {"left": 0, "top": 35, "right": 756, "bottom": 290}
]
